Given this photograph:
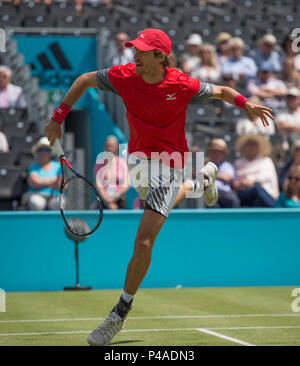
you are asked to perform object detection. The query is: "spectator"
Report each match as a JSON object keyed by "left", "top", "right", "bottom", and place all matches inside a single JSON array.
[
  {"left": 281, "top": 33, "right": 300, "bottom": 72},
  {"left": 221, "top": 37, "right": 257, "bottom": 83},
  {"left": 275, "top": 87, "right": 300, "bottom": 145},
  {"left": 206, "top": 138, "right": 240, "bottom": 208},
  {"left": 0, "top": 130, "right": 9, "bottom": 152},
  {"left": 179, "top": 33, "right": 202, "bottom": 75},
  {"left": 250, "top": 34, "right": 281, "bottom": 74},
  {"left": 214, "top": 32, "right": 232, "bottom": 68},
  {"left": 0, "top": 65, "right": 27, "bottom": 109},
  {"left": 278, "top": 140, "right": 300, "bottom": 193},
  {"left": 190, "top": 43, "right": 221, "bottom": 83},
  {"left": 236, "top": 96, "right": 275, "bottom": 137},
  {"left": 233, "top": 134, "right": 279, "bottom": 207},
  {"left": 108, "top": 33, "right": 134, "bottom": 66},
  {"left": 247, "top": 63, "right": 287, "bottom": 112},
  {"left": 281, "top": 56, "right": 300, "bottom": 90},
  {"left": 21, "top": 137, "right": 61, "bottom": 211},
  {"left": 276, "top": 165, "right": 300, "bottom": 208},
  {"left": 94, "top": 135, "right": 130, "bottom": 210}
]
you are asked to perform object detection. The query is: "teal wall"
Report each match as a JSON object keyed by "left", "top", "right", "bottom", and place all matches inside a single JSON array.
[{"left": 0, "top": 209, "right": 299, "bottom": 292}]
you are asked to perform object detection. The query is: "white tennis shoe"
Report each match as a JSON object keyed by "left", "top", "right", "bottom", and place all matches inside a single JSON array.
[
  {"left": 194, "top": 162, "right": 218, "bottom": 206},
  {"left": 87, "top": 311, "right": 124, "bottom": 346}
]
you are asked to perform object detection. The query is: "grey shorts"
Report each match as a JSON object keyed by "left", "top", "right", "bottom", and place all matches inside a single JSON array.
[{"left": 128, "top": 155, "right": 183, "bottom": 217}]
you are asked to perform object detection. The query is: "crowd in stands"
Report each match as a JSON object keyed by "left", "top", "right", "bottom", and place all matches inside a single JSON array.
[{"left": 1, "top": 0, "right": 300, "bottom": 210}]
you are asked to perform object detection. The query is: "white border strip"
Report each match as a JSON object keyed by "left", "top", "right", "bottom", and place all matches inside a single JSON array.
[
  {"left": 1, "top": 313, "right": 299, "bottom": 324},
  {"left": 196, "top": 328, "right": 255, "bottom": 346}
]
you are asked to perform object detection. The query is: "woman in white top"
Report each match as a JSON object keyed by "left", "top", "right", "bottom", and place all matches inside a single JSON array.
[
  {"left": 233, "top": 134, "right": 279, "bottom": 207},
  {"left": 191, "top": 43, "right": 221, "bottom": 84}
]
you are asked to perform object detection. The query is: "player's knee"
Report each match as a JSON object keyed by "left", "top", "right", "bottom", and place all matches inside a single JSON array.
[{"left": 134, "top": 238, "right": 154, "bottom": 257}]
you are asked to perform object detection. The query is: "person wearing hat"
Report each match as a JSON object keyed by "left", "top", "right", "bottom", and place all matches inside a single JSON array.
[
  {"left": 247, "top": 62, "right": 288, "bottom": 111},
  {"left": 44, "top": 28, "right": 274, "bottom": 346},
  {"left": 233, "top": 134, "right": 279, "bottom": 207},
  {"left": 275, "top": 87, "right": 300, "bottom": 144},
  {"left": 214, "top": 32, "right": 232, "bottom": 68},
  {"left": 250, "top": 34, "right": 281, "bottom": 74},
  {"left": 179, "top": 33, "right": 203, "bottom": 74},
  {"left": 21, "top": 137, "right": 61, "bottom": 211},
  {"left": 206, "top": 138, "right": 240, "bottom": 208}
]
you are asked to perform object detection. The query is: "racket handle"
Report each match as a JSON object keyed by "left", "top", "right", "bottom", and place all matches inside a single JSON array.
[{"left": 53, "top": 139, "right": 65, "bottom": 157}]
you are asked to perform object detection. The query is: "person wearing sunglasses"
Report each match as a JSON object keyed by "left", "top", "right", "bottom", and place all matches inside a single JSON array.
[
  {"left": 21, "top": 137, "right": 61, "bottom": 211},
  {"left": 276, "top": 165, "right": 300, "bottom": 208}
]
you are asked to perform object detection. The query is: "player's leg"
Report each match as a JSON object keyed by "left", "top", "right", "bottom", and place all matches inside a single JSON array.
[
  {"left": 123, "top": 208, "right": 166, "bottom": 295},
  {"left": 87, "top": 208, "right": 166, "bottom": 346},
  {"left": 87, "top": 158, "right": 177, "bottom": 346}
]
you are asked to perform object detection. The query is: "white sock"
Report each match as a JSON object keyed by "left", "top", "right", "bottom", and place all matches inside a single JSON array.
[
  {"left": 121, "top": 291, "right": 134, "bottom": 304},
  {"left": 185, "top": 179, "right": 195, "bottom": 192}
]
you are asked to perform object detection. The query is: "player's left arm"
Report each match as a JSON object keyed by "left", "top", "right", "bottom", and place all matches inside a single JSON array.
[{"left": 209, "top": 84, "right": 275, "bottom": 127}]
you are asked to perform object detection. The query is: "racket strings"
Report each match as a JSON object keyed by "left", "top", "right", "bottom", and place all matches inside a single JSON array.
[{"left": 60, "top": 175, "right": 102, "bottom": 236}]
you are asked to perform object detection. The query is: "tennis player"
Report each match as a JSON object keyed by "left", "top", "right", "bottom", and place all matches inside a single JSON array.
[{"left": 44, "top": 28, "right": 274, "bottom": 346}]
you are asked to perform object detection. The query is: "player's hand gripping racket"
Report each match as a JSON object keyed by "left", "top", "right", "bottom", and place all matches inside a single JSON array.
[{"left": 54, "top": 139, "right": 103, "bottom": 237}]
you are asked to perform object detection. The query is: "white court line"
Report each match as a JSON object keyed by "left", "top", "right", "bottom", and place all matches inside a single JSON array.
[
  {"left": 0, "top": 325, "right": 300, "bottom": 338},
  {"left": 1, "top": 313, "right": 300, "bottom": 324},
  {"left": 196, "top": 328, "right": 255, "bottom": 346}
]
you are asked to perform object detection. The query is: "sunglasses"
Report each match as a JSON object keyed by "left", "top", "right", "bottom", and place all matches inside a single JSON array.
[
  {"left": 37, "top": 147, "right": 51, "bottom": 153},
  {"left": 288, "top": 175, "right": 300, "bottom": 182}
]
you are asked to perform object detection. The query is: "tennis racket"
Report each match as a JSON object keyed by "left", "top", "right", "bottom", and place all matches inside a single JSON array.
[{"left": 54, "top": 139, "right": 103, "bottom": 237}]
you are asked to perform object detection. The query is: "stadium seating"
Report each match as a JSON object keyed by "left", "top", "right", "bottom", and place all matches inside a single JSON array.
[
  {"left": 0, "top": 152, "right": 14, "bottom": 167},
  {"left": 0, "top": 166, "right": 25, "bottom": 210},
  {"left": 10, "top": 134, "right": 40, "bottom": 164},
  {"left": 2, "top": 120, "right": 32, "bottom": 144},
  {"left": 0, "top": 108, "right": 27, "bottom": 123},
  {"left": 18, "top": 2, "right": 48, "bottom": 17}
]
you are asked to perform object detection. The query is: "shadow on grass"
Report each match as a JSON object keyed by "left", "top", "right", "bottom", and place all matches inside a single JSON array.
[{"left": 109, "top": 340, "right": 143, "bottom": 346}]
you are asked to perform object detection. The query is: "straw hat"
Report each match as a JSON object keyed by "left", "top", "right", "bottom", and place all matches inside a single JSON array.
[
  {"left": 287, "top": 87, "right": 300, "bottom": 97},
  {"left": 207, "top": 138, "right": 229, "bottom": 154},
  {"left": 235, "top": 134, "right": 272, "bottom": 157},
  {"left": 259, "top": 34, "right": 277, "bottom": 46},
  {"left": 31, "top": 136, "right": 52, "bottom": 155},
  {"left": 215, "top": 32, "right": 232, "bottom": 44}
]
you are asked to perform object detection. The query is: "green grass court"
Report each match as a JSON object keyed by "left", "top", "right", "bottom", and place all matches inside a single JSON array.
[{"left": 0, "top": 287, "right": 300, "bottom": 346}]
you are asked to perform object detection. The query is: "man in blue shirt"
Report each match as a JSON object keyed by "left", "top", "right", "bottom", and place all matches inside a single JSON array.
[
  {"left": 250, "top": 34, "right": 281, "bottom": 74},
  {"left": 222, "top": 37, "right": 257, "bottom": 83}
]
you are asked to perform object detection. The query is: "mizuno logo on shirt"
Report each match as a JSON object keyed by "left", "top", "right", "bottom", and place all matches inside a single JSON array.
[{"left": 166, "top": 93, "right": 176, "bottom": 100}]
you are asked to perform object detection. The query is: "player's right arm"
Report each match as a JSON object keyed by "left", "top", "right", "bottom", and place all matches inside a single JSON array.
[{"left": 44, "top": 72, "right": 98, "bottom": 145}]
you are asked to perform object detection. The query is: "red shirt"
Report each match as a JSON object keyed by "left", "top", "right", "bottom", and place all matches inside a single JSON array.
[{"left": 107, "top": 63, "right": 200, "bottom": 168}]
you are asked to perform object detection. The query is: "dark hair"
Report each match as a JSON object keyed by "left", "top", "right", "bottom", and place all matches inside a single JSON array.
[{"left": 153, "top": 49, "right": 174, "bottom": 67}]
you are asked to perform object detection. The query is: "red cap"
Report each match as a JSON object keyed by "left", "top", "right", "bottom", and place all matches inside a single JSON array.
[{"left": 125, "top": 28, "right": 171, "bottom": 55}]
